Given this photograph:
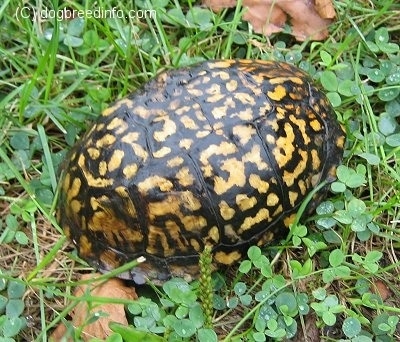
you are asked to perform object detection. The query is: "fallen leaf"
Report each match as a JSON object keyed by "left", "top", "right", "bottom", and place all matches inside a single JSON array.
[
  {"left": 242, "top": 1, "right": 288, "bottom": 36},
  {"left": 50, "top": 274, "right": 137, "bottom": 341},
  {"left": 315, "top": 0, "right": 336, "bottom": 19},
  {"left": 203, "top": 0, "right": 236, "bottom": 11},
  {"left": 292, "top": 313, "right": 320, "bottom": 342},
  {"left": 277, "top": 0, "right": 333, "bottom": 41},
  {"left": 203, "top": 0, "right": 336, "bottom": 41},
  {"left": 371, "top": 279, "right": 392, "bottom": 301}
]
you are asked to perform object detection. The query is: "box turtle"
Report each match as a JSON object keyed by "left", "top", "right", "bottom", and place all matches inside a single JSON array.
[{"left": 58, "top": 59, "right": 345, "bottom": 285}]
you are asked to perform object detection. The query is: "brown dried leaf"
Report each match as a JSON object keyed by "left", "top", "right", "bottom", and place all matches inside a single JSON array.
[
  {"left": 315, "top": 0, "right": 336, "bottom": 19},
  {"left": 372, "top": 279, "right": 392, "bottom": 301},
  {"left": 292, "top": 313, "right": 320, "bottom": 342},
  {"left": 203, "top": 0, "right": 236, "bottom": 11},
  {"left": 50, "top": 274, "right": 137, "bottom": 341},
  {"left": 243, "top": 2, "right": 287, "bottom": 36},
  {"left": 203, "top": 0, "right": 336, "bottom": 41},
  {"left": 278, "top": 0, "right": 332, "bottom": 41}
]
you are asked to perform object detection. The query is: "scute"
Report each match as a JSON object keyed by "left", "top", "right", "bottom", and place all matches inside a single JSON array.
[{"left": 57, "top": 59, "right": 345, "bottom": 284}]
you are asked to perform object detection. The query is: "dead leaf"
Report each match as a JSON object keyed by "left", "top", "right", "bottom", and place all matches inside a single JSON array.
[
  {"left": 203, "top": 0, "right": 236, "bottom": 11},
  {"left": 277, "top": 0, "right": 332, "bottom": 41},
  {"left": 203, "top": 0, "right": 336, "bottom": 41},
  {"left": 315, "top": 0, "right": 336, "bottom": 19},
  {"left": 50, "top": 274, "right": 137, "bottom": 341},
  {"left": 371, "top": 279, "right": 392, "bottom": 301},
  {"left": 243, "top": 1, "right": 288, "bottom": 36},
  {"left": 292, "top": 313, "right": 320, "bottom": 342}
]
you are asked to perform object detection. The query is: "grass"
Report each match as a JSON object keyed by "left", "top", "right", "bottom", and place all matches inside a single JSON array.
[{"left": 0, "top": 0, "right": 400, "bottom": 341}]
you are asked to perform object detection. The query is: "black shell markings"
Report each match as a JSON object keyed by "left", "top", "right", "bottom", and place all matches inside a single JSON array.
[{"left": 58, "top": 59, "right": 345, "bottom": 284}]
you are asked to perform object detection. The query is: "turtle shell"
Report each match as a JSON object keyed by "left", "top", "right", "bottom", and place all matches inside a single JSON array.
[{"left": 58, "top": 59, "right": 345, "bottom": 284}]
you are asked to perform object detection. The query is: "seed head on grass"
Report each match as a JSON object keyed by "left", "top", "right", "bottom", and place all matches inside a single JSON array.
[{"left": 198, "top": 246, "right": 214, "bottom": 329}]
